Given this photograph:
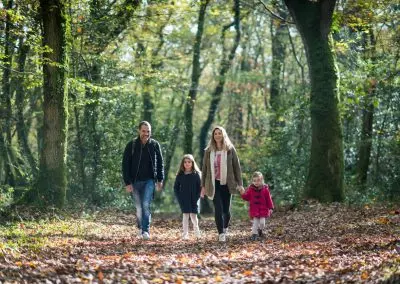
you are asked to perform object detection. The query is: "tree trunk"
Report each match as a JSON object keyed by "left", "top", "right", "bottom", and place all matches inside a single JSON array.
[
  {"left": 72, "top": 94, "right": 87, "bottom": 194},
  {"left": 0, "top": 0, "right": 16, "bottom": 186},
  {"left": 356, "top": 30, "right": 376, "bottom": 189},
  {"left": 270, "top": 8, "right": 287, "bottom": 113},
  {"left": 284, "top": 0, "right": 344, "bottom": 202},
  {"left": 162, "top": 97, "right": 184, "bottom": 186},
  {"left": 199, "top": 0, "right": 241, "bottom": 163},
  {"left": 15, "top": 36, "right": 38, "bottom": 177},
  {"left": 183, "top": 0, "right": 209, "bottom": 154},
  {"left": 83, "top": 75, "right": 101, "bottom": 204},
  {"left": 36, "top": 0, "right": 69, "bottom": 208},
  {"left": 142, "top": 85, "right": 154, "bottom": 124}
]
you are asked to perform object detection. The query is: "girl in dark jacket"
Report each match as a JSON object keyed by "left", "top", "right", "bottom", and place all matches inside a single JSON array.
[
  {"left": 174, "top": 154, "right": 202, "bottom": 240},
  {"left": 240, "top": 171, "right": 274, "bottom": 240}
]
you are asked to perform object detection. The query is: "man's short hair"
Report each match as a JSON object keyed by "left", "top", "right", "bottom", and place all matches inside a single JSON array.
[{"left": 138, "top": 121, "right": 151, "bottom": 130}]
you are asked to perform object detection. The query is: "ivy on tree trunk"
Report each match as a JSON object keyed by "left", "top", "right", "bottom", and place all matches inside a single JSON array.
[{"left": 284, "top": 0, "right": 344, "bottom": 202}]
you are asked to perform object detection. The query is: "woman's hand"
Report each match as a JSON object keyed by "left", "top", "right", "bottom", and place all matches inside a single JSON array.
[
  {"left": 237, "top": 185, "right": 244, "bottom": 194},
  {"left": 200, "top": 187, "right": 206, "bottom": 198}
]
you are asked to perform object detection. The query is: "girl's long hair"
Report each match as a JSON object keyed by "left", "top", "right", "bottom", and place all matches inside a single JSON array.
[
  {"left": 205, "top": 126, "right": 234, "bottom": 151},
  {"left": 176, "top": 154, "right": 201, "bottom": 175}
]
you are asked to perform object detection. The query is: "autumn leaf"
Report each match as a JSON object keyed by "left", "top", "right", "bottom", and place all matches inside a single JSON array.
[
  {"left": 243, "top": 270, "right": 252, "bottom": 276},
  {"left": 1, "top": 204, "right": 398, "bottom": 283},
  {"left": 97, "top": 271, "right": 104, "bottom": 282},
  {"left": 376, "top": 217, "right": 390, "bottom": 224},
  {"left": 361, "top": 271, "right": 369, "bottom": 280}
]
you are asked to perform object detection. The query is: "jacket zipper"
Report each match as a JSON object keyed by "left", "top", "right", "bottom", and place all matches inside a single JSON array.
[
  {"left": 147, "top": 145, "right": 156, "bottom": 180},
  {"left": 134, "top": 142, "right": 143, "bottom": 182}
]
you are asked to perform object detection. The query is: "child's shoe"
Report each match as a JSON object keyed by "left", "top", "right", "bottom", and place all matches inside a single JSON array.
[
  {"left": 218, "top": 233, "right": 226, "bottom": 242},
  {"left": 195, "top": 230, "right": 201, "bottom": 238},
  {"left": 182, "top": 233, "right": 189, "bottom": 240},
  {"left": 251, "top": 234, "right": 258, "bottom": 241},
  {"left": 258, "top": 229, "right": 264, "bottom": 239}
]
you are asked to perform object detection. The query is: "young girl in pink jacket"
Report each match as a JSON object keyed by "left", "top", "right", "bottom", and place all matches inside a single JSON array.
[{"left": 240, "top": 171, "right": 274, "bottom": 240}]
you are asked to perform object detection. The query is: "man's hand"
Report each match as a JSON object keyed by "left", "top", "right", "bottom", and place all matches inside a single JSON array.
[
  {"left": 200, "top": 187, "right": 206, "bottom": 198},
  {"left": 156, "top": 182, "right": 163, "bottom": 192},
  {"left": 237, "top": 186, "right": 245, "bottom": 194},
  {"left": 126, "top": 184, "right": 133, "bottom": 193}
]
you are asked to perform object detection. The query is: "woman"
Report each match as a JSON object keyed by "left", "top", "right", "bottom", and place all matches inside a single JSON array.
[{"left": 201, "top": 126, "right": 244, "bottom": 242}]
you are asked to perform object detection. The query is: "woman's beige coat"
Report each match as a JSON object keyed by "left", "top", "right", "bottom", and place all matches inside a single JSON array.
[{"left": 201, "top": 147, "right": 243, "bottom": 200}]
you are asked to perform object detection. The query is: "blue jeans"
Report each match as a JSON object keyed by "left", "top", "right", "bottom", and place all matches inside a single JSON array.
[{"left": 131, "top": 179, "right": 155, "bottom": 234}]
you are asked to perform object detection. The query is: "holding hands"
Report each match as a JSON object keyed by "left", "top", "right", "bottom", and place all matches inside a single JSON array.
[{"left": 200, "top": 187, "right": 206, "bottom": 198}]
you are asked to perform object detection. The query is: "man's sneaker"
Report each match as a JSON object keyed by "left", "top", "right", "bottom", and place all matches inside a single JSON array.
[
  {"left": 142, "top": 232, "right": 150, "bottom": 240},
  {"left": 258, "top": 229, "right": 264, "bottom": 238},
  {"left": 137, "top": 230, "right": 142, "bottom": 238},
  {"left": 251, "top": 234, "right": 258, "bottom": 241},
  {"left": 218, "top": 233, "right": 226, "bottom": 242},
  {"left": 223, "top": 228, "right": 228, "bottom": 235}
]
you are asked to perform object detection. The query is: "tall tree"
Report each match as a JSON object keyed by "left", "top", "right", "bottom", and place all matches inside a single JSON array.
[
  {"left": 183, "top": 0, "right": 210, "bottom": 154},
  {"left": 0, "top": 0, "right": 16, "bottom": 186},
  {"left": 269, "top": 1, "right": 288, "bottom": 117},
  {"left": 199, "top": 0, "right": 241, "bottom": 163},
  {"left": 76, "top": 0, "right": 141, "bottom": 203},
  {"left": 36, "top": 0, "right": 69, "bottom": 207},
  {"left": 356, "top": 30, "right": 376, "bottom": 189},
  {"left": 284, "top": 0, "right": 344, "bottom": 202},
  {"left": 15, "top": 36, "right": 38, "bottom": 177}
]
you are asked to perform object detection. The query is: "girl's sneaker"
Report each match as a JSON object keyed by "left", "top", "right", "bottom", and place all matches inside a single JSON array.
[
  {"left": 195, "top": 230, "right": 201, "bottom": 238},
  {"left": 258, "top": 229, "right": 264, "bottom": 238},
  {"left": 251, "top": 234, "right": 258, "bottom": 241},
  {"left": 218, "top": 233, "right": 226, "bottom": 242}
]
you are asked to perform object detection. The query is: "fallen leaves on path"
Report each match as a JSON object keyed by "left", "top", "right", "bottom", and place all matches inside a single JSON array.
[{"left": 0, "top": 204, "right": 399, "bottom": 283}]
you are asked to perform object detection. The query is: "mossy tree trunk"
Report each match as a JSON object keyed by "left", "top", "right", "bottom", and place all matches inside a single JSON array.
[
  {"left": 37, "top": 0, "right": 69, "bottom": 208},
  {"left": 0, "top": 0, "right": 16, "bottom": 186},
  {"left": 284, "top": 0, "right": 344, "bottom": 202}
]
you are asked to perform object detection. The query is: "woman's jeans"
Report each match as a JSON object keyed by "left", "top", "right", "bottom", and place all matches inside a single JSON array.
[
  {"left": 131, "top": 179, "right": 155, "bottom": 234},
  {"left": 212, "top": 180, "right": 232, "bottom": 234}
]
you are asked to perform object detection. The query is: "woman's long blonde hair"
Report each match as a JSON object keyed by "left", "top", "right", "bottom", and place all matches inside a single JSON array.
[
  {"left": 176, "top": 154, "right": 201, "bottom": 175},
  {"left": 205, "top": 126, "right": 234, "bottom": 151}
]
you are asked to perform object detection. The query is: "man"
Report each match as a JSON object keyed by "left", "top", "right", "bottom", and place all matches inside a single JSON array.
[{"left": 122, "top": 121, "right": 164, "bottom": 240}]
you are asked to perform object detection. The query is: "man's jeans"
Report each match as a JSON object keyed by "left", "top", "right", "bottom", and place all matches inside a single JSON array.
[{"left": 131, "top": 179, "right": 155, "bottom": 234}]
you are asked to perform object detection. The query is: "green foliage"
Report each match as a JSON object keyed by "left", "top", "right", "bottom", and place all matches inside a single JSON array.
[
  {"left": 0, "top": 186, "right": 14, "bottom": 212},
  {"left": 1, "top": 0, "right": 399, "bottom": 210}
]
